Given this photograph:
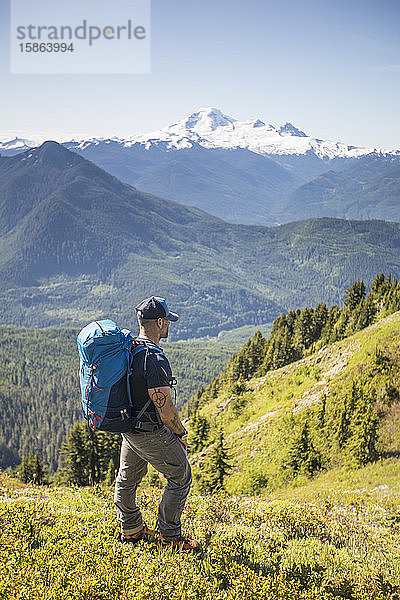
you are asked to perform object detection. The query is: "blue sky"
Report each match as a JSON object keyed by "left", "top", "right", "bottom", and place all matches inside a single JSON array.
[{"left": 0, "top": 0, "right": 399, "bottom": 148}]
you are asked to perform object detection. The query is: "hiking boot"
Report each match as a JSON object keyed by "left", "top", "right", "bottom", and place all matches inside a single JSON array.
[
  {"left": 119, "top": 525, "right": 155, "bottom": 545},
  {"left": 156, "top": 534, "right": 202, "bottom": 553}
]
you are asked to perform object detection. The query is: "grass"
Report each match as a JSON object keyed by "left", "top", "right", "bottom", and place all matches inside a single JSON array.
[
  {"left": 271, "top": 456, "right": 400, "bottom": 500},
  {"left": 1, "top": 468, "right": 400, "bottom": 599}
]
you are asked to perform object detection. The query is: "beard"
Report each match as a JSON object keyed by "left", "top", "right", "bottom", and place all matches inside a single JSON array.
[{"left": 161, "top": 326, "right": 169, "bottom": 339}]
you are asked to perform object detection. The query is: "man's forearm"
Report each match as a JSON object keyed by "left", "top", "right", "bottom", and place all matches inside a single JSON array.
[{"left": 160, "top": 405, "right": 186, "bottom": 435}]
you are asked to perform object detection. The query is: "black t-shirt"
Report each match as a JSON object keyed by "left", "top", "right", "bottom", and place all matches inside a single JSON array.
[{"left": 129, "top": 339, "right": 173, "bottom": 423}]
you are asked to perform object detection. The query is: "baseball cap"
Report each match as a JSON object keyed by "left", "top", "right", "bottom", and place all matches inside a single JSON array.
[{"left": 135, "top": 296, "right": 179, "bottom": 322}]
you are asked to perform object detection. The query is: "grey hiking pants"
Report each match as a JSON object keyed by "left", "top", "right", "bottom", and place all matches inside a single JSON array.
[{"left": 114, "top": 425, "right": 192, "bottom": 540}]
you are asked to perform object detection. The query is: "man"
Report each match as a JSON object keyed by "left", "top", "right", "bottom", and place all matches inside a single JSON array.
[{"left": 114, "top": 296, "right": 200, "bottom": 553}]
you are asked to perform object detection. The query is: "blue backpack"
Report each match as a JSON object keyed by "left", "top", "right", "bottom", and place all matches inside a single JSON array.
[{"left": 77, "top": 319, "right": 163, "bottom": 433}]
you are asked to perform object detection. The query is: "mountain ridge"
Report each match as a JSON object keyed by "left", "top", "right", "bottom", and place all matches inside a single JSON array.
[
  {"left": 2, "top": 109, "right": 399, "bottom": 227},
  {"left": 1, "top": 141, "right": 400, "bottom": 338},
  {"left": 2, "top": 108, "right": 399, "bottom": 159},
  {"left": 63, "top": 107, "right": 399, "bottom": 159},
  {"left": 283, "top": 154, "right": 400, "bottom": 222}
]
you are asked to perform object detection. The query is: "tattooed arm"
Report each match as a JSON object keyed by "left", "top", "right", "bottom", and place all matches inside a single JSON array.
[{"left": 148, "top": 386, "right": 187, "bottom": 441}]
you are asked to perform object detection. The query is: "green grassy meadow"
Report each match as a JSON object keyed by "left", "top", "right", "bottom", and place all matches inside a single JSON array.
[{"left": 1, "top": 463, "right": 400, "bottom": 600}]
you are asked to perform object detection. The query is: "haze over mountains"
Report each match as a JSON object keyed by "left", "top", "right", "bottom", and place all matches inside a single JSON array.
[
  {"left": 0, "top": 140, "right": 400, "bottom": 338},
  {"left": 1, "top": 108, "right": 399, "bottom": 226}
]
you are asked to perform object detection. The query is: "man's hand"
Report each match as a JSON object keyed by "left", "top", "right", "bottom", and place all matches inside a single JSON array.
[
  {"left": 148, "top": 386, "right": 186, "bottom": 438},
  {"left": 177, "top": 435, "right": 188, "bottom": 450}
]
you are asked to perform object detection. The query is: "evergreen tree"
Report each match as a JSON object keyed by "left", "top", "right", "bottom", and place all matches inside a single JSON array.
[
  {"left": 321, "top": 305, "right": 341, "bottom": 345},
  {"left": 313, "top": 303, "right": 329, "bottom": 340},
  {"left": 286, "top": 421, "right": 321, "bottom": 477},
  {"left": 343, "top": 382, "right": 380, "bottom": 467},
  {"left": 189, "top": 411, "right": 210, "bottom": 454},
  {"left": 334, "top": 380, "right": 380, "bottom": 467},
  {"left": 384, "top": 279, "right": 400, "bottom": 313},
  {"left": 370, "top": 273, "right": 386, "bottom": 296},
  {"left": 60, "top": 423, "right": 91, "bottom": 485},
  {"left": 19, "top": 453, "right": 35, "bottom": 483},
  {"left": 60, "top": 423, "right": 121, "bottom": 485},
  {"left": 331, "top": 310, "right": 349, "bottom": 343},
  {"left": 344, "top": 280, "right": 366, "bottom": 310},
  {"left": 293, "top": 307, "right": 315, "bottom": 351},
  {"left": 247, "top": 330, "right": 268, "bottom": 374},
  {"left": 32, "top": 452, "right": 47, "bottom": 485},
  {"left": 229, "top": 387, "right": 248, "bottom": 417},
  {"left": 105, "top": 459, "right": 117, "bottom": 485},
  {"left": 227, "top": 330, "right": 268, "bottom": 383},
  {"left": 355, "top": 296, "right": 376, "bottom": 330},
  {"left": 17, "top": 452, "right": 47, "bottom": 484},
  {"left": 202, "top": 429, "right": 231, "bottom": 492},
  {"left": 345, "top": 401, "right": 379, "bottom": 467}
]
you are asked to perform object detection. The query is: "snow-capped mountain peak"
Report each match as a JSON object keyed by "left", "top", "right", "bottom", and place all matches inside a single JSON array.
[
  {"left": 158, "top": 107, "right": 238, "bottom": 143},
  {"left": 128, "top": 108, "right": 383, "bottom": 158},
  {"left": 3, "top": 107, "right": 397, "bottom": 160},
  {"left": 181, "top": 107, "right": 236, "bottom": 132}
]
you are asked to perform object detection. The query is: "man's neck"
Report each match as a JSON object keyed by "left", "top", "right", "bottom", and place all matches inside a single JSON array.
[{"left": 138, "top": 329, "right": 161, "bottom": 346}]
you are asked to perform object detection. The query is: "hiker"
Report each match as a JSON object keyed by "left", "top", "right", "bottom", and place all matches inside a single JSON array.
[{"left": 114, "top": 296, "right": 200, "bottom": 552}]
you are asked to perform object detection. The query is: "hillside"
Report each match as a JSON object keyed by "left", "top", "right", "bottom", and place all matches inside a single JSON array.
[
  {"left": 188, "top": 282, "right": 400, "bottom": 495},
  {"left": 2, "top": 279, "right": 400, "bottom": 598},
  {"left": 284, "top": 154, "right": 400, "bottom": 222},
  {"left": 66, "top": 142, "right": 304, "bottom": 226},
  {"left": 64, "top": 130, "right": 400, "bottom": 227},
  {"left": 1, "top": 468, "right": 400, "bottom": 599}
]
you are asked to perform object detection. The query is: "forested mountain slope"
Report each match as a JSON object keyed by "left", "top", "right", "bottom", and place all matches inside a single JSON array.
[
  {"left": 284, "top": 154, "right": 400, "bottom": 222},
  {"left": 0, "top": 328, "right": 233, "bottom": 471},
  {"left": 1, "top": 142, "right": 400, "bottom": 338},
  {"left": 186, "top": 275, "right": 400, "bottom": 494}
]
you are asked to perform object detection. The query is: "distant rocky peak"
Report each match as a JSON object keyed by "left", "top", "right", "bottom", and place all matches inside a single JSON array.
[
  {"left": 22, "top": 140, "right": 81, "bottom": 169},
  {"left": 0, "top": 137, "right": 34, "bottom": 154},
  {"left": 278, "top": 122, "right": 307, "bottom": 137},
  {"left": 252, "top": 119, "right": 266, "bottom": 128},
  {"left": 2, "top": 136, "right": 30, "bottom": 147}
]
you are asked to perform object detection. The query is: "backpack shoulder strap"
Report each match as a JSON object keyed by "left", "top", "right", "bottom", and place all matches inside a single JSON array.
[
  {"left": 131, "top": 340, "right": 167, "bottom": 423},
  {"left": 130, "top": 339, "right": 165, "bottom": 370}
]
